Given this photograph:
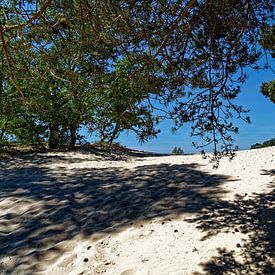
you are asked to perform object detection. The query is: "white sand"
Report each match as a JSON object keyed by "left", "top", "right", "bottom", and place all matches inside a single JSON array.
[{"left": 0, "top": 146, "right": 274, "bottom": 274}]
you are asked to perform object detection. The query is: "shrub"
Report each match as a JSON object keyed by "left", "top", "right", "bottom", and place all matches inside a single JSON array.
[{"left": 251, "top": 138, "right": 275, "bottom": 149}]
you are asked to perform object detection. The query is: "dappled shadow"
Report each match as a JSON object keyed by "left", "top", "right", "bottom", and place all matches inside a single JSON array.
[
  {"left": 0, "top": 154, "right": 233, "bottom": 274},
  {"left": 0, "top": 144, "right": 167, "bottom": 163},
  {"left": 0, "top": 151, "right": 103, "bottom": 167},
  {"left": 187, "top": 169, "right": 275, "bottom": 275},
  {"left": 261, "top": 169, "right": 275, "bottom": 177},
  {"left": 75, "top": 144, "right": 169, "bottom": 158}
]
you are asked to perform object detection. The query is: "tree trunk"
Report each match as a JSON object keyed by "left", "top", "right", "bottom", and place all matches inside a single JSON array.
[
  {"left": 108, "top": 122, "right": 120, "bottom": 149},
  {"left": 0, "top": 129, "right": 5, "bottom": 141},
  {"left": 69, "top": 125, "right": 77, "bottom": 150},
  {"left": 49, "top": 124, "right": 59, "bottom": 149}
]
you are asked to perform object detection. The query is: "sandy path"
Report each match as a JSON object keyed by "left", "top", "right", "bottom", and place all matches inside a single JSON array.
[{"left": 0, "top": 147, "right": 274, "bottom": 274}]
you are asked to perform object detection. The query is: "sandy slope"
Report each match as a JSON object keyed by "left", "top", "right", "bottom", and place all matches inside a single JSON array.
[{"left": 0, "top": 147, "right": 274, "bottom": 274}]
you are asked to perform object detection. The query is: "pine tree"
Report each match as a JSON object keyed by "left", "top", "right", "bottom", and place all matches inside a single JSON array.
[
  {"left": 0, "top": 0, "right": 274, "bottom": 157},
  {"left": 172, "top": 147, "right": 178, "bottom": 154},
  {"left": 260, "top": 81, "right": 275, "bottom": 103},
  {"left": 172, "top": 146, "right": 184, "bottom": 155}
]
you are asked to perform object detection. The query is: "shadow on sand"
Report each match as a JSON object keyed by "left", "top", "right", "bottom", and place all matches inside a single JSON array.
[
  {"left": 187, "top": 169, "right": 275, "bottom": 275},
  {"left": 0, "top": 153, "right": 231, "bottom": 273},
  {"left": 0, "top": 143, "right": 168, "bottom": 162}
]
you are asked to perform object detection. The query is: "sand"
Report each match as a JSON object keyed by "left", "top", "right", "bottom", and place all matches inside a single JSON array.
[{"left": 0, "top": 146, "right": 274, "bottom": 274}]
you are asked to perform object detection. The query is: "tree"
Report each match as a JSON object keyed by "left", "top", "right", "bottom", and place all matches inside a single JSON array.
[
  {"left": 1, "top": 0, "right": 116, "bottom": 149},
  {"left": 87, "top": 58, "right": 161, "bottom": 145},
  {"left": 259, "top": 25, "right": 274, "bottom": 104},
  {"left": 260, "top": 81, "right": 275, "bottom": 103},
  {"left": 0, "top": 0, "right": 274, "bottom": 158},
  {"left": 251, "top": 138, "right": 275, "bottom": 149},
  {"left": 172, "top": 146, "right": 184, "bottom": 154}
]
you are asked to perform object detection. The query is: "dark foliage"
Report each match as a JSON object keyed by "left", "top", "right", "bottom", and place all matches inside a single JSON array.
[
  {"left": 0, "top": 0, "right": 274, "bottom": 158},
  {"left": 251, "top": 137, "right": 275, "bottom": 149}
]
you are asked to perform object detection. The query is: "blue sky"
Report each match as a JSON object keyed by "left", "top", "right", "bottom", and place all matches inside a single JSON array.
[
  {"left": 85, "top": 59, "right": 275, "bottom": 154},
  {"left": 118, "top": 63, "right": 275, "bottom": 153}
]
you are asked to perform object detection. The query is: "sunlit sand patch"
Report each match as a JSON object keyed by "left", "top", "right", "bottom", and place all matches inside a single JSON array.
[{"left": 0, "top": 146, "right": 274, "bottom": 274}]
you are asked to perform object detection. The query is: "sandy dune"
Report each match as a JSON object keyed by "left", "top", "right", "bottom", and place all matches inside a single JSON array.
[{"left": 0, "top": 147, "right": 274, "bottom": 274}]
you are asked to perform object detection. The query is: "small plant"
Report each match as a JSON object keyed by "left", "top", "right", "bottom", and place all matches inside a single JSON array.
[{"left": 172, "top": 146, "right": 184, "bottom": 155}]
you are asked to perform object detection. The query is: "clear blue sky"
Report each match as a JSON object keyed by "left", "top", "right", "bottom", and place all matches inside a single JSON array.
[{"left": 85, "top": 60, "right": 275, "bottom": 154}]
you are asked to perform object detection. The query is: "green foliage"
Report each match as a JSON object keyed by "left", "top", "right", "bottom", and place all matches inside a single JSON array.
[
  {"left": 259, "top": 26, "right": 274, "bottom": 104},
  {"left": 172, "top": 146, "right": 184, "bottom": 155},
  {"left": 251, "top": 138, "right": 275, "bottom": 149},
  {"left": 260, "top": 80, "right": 275, "bottom": 103},
  {"left": 0, "top": 115, "right": 46, "bottom": 144},
  {"left": 88, "top": 58, "right": 161, "bottom": 144},
  {"left": 0, "top": 1, "right": 274, "bottom": 157},
  {"left": 259, "top": 25, "right": 275, "bottom": 57}
]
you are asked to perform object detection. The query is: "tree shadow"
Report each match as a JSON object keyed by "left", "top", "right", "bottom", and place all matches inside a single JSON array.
[
  {"left": 0, "top": 144, "right": 168, "bottom": 163},
  {"left": 0, "top": 154, "right": 234, "bottom": 274},
  {"left": 186, "top": 169, "right": 275, "bottom": 275}
]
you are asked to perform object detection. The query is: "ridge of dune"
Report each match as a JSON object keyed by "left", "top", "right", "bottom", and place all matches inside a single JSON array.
[{"left": 0, "top": 146, "right": 274, "bottom": 274}]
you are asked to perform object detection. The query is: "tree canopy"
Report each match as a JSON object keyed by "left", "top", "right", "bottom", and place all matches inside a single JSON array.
[
  {"left": 0, "top": 0, "right": 274, "bottom": 158},
  {"left": 260, "top": 80, "right": 275, "bottom": 103},
  {"left": 172, "top": 146, "right": 184, "bottom": 154},
  {"left": 251, "top": 137, "right": 275, "bottom": 149}
]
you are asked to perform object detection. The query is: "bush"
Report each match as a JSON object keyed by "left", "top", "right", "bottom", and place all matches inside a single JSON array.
[{"left": 251, "top": 138, "right": 275, "bottom": 149}]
